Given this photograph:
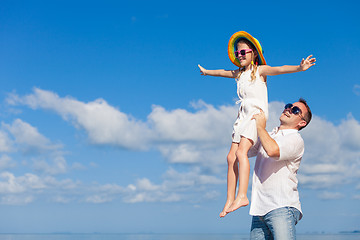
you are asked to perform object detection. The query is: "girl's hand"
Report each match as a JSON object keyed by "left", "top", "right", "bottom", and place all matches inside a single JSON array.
[
  {"left": 300, "top": 55, "right": 316, "bottom": 71},
  {"left": 198, "top": 64, "right": 207, "bottom": 75}
]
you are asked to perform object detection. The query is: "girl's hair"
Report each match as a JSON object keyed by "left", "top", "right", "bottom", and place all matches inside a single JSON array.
[{"left": 236, "top": 39, "right": 260, "bottom": 81}]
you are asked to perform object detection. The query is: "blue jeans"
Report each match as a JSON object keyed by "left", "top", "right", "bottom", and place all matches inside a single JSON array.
[{"left": 250, "top": 207, "right": 301, "bottom": 240}]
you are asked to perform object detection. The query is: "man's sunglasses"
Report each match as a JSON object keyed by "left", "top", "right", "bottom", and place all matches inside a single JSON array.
[
  {"left": 234, "top": 49, "right": 252, "bottom": 58},
  {"left": 284, "top": 103, "right": 305, "bottom": 120}
]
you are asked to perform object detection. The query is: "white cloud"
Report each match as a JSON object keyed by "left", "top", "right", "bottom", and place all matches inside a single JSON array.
[
  {"left": 85, "top": 195, "right": 114, "bottom": 204},
  {"left": 1, "top": 195, "right": 34, "bottom": 205},
  {"left": 5, "top": 89, "right": 285, "bottom": 155},
  {"left": 353, "top": 84, "right": 360, "bottom": 96},
  {"left": 96, "top": 183, "right": 124, "bottom": 194},
  {"left": 158, "top": 144, "right": 202, "bottom": 164},
  {"left": 338, "top": 114, "right": 360, "bottom": 150},
  {"left": 0, "top": 118, "right": 72, "bottom": 175},
  {"left": 6, "top": 88, "right": 237, "bottom": 170},
  {"left": 0, "top": 131, "right": 12, "bottom": 152},
  {"left": 4, "top": 88, "right": 360, "bottom": 204},
  {"left": 148, "top": 101, "right": 234, "bottom": 144},
  {"left": 123, "top": 177, "right": 177, "bottom": 203},
  {"left": 204, "top": 190, "right": 221, "bottom": 200},
  {"left": 163, "top": 168, "right": 224, "bottom": 187},
  {"left": 266, "top": 101, "right": 285, "bottom": 130},
  {"left": 7, "top": 89, "right": 236, "bottom": 151},
  {"left": 298, "top": 174, "right": 342, "bottom": 189},
  {"left": 52, "top": 196, "right": 73, "bottom": 204},
  {"left": 0, "top": 169, "right": 112, "bottom": 205},
  {"left": 32, "top": 155, "right": 68, "bottom": 175},
  {"left": 71, "top": 162, "right": 86, "bottom": 171},
  {"left": 44, "top": 176, "right": 80, "bottom": 190},
  {"left": 65, "top": 176, "right": 181, "bottom": 204},
  {"left": 157, "top": 143, "right": 229, "bottom": 172},
  {"left": 115, "top": 168, "right": 224, "bottom": 204},
  {"left": 136, "top": 178, "right": 161, "bottom": 191},
  {"left": 0, "top": 172, "right": 46, "bottom": 194},
  {"left": 353, "top": 195, "right": 360, "bottom": 200},
  {"left": 300, "top": 114, "right": 360, "bottom": 189},
  {"left": 318, "top": 191, "right": 344, "bottom": 200},
  {"left": 2, "top": 119, "right": 62, "bottom": 154},
  {"left": 0, "top": 171, "right": 81, "bottom": 205},
  {"left": 301, "top": 164, "right": 346, "bottom": 174},
  {"left": 124, "top": 193, "right": 147, "bottom": 203},
  {"left": 0, "top": 155, "right": 16, "bottom": 169},
  {"left": 7, "top": 88, "right": 151, "bottom": 150}
]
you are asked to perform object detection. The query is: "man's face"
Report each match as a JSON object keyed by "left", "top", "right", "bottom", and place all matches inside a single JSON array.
[{"left": 280, "top": 102, "right": 308, "bottom": 130}]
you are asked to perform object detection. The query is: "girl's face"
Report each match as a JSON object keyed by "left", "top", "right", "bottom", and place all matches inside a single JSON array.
[{"left": 236, "top": 42, "right": 257, "bottom": 68}]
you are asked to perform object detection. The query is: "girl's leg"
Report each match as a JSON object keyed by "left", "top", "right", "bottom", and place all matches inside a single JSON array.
[
  {"left": 219, "top": 142, "right": 239, "bottom": 218},
  {"left": 226, "top": 137, "right": 253, "bottom": 213}
]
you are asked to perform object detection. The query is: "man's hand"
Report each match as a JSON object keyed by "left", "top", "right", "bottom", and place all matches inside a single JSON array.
[
  {"left": 252, "top": 109, "right": 280, "bottom": 157},
  {"left": 252, "top": 109, "right": 266, "bottom": 130}
]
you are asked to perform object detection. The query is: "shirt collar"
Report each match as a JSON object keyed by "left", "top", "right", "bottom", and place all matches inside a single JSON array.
[{"left": 272, "top": 127, "right": 299, "bottom": 136}]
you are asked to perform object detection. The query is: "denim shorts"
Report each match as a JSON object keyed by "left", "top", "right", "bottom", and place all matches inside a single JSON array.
[{"left": 250, "top": 207, "right": 301, "bottom": 240}]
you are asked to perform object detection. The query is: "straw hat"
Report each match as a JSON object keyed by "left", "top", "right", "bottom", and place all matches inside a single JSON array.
[{"left": 228, "top": 31, "right": 266, "bottom": 67}]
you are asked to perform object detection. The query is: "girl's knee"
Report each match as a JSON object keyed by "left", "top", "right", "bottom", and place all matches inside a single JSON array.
[
  {"left": 227, "top": 154, "right": 236, "bottom": 165},
  {"left": 235, "top": 149, "right": 247, "bottom": 159}
]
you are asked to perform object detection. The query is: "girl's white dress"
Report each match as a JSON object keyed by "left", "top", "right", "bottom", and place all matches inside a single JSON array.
[{"left": 232, "top": 68, "right": 269, "bottom": 144}]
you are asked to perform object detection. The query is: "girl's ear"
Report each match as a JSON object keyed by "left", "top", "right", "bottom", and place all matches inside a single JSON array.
[{"left": 253, "top": 51, "right": 259, "bottom": 65}]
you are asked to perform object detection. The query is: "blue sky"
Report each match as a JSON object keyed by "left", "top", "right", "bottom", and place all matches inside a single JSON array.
[{"left": 1, "top": 0, "right": 360, "bottom": 234}]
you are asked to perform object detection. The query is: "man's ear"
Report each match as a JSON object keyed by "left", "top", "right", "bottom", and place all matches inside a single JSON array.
[{"left": 298, "top": 120, "right": 307, "bottom": 129}]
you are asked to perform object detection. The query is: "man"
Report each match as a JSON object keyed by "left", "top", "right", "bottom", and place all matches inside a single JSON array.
[{"left": 248, "top": 98, "right": 312, "bottom": 240}]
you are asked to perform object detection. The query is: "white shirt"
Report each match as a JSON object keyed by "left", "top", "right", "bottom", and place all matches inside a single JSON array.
[{"left": 248, "top": 127, "right": 304, "bottom": 218}]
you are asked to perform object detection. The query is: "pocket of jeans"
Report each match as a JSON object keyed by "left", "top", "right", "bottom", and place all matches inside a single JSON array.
[{"left": 289, "top": 207, "right": 301, "bottom": 224}]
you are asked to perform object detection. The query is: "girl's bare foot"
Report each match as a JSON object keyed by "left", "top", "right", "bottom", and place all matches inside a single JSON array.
[
  {"left": 226, "top": 196, "right": 249, "bottom": 213},
  {"left": 219, "top": 200, "right": 233, "bottom": 218}
]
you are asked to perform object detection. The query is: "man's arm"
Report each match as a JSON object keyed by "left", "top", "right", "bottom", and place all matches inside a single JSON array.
[{"left": 252, "top": 110, "right": 280, "bottom": 157}]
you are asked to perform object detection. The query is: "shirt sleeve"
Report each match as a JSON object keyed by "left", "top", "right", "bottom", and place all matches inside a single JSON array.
[{"left": 274, "top": 133, "right": 304, "bottom": 161}]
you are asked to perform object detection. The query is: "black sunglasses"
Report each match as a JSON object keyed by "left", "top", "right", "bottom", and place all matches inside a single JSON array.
[{"left": 284, "top": 103, "right": 305, "bottom": 120}]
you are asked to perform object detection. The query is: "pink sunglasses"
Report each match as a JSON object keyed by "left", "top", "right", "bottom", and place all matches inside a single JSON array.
[{"left": 234, "top": 49, "right": 252, "bottom": 58}]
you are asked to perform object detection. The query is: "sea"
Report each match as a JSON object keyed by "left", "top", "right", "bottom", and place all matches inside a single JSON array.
[{"left": 0, "top": 233, "right": 359, "bottom": 240}]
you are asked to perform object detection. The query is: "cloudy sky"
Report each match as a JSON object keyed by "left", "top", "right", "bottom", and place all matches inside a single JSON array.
[{"left": 1, "top": 0, "right": 360, "bottom": 234}]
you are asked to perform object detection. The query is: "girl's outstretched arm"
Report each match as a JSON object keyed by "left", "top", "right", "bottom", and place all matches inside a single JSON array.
[
  {"left": 198, "top": 64, "right": 239, "bottom": 78},
  {"left": 259, "top": 55, "right": 316, "bottom": 76}
]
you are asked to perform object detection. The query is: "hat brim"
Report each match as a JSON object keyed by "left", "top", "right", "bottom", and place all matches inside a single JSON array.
[{"left": 228, "top": 31, "right": 266, "bottom": 67}]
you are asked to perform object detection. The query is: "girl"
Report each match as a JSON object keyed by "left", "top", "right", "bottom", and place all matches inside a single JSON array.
[{"left": 198, "top": 31, "right": 315, "bottom": 218}]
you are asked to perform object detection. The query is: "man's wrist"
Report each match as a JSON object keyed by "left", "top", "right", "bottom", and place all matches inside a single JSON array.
[{"left": 257, "top": 126, "right": 266, "bottom": 135}]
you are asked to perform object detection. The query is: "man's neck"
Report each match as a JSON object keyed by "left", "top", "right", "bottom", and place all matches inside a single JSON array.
[{"left": 278, "top": 125, "right": 298, "bottom": 131}]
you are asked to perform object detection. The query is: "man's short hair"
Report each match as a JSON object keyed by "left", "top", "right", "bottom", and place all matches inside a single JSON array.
[{"left": 299, "top": 98, "right": 312, "bottom": 130}]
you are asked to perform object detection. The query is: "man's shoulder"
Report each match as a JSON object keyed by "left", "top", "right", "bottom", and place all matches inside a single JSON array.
[{"left": 274, "top": 129, "right": 304, "bottom": 146}]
